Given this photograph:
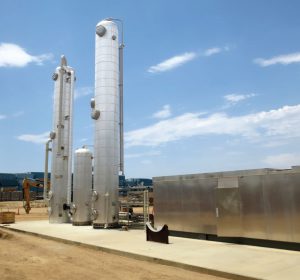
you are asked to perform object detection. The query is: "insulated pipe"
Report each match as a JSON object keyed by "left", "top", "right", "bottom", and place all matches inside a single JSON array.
[
  {"left": 56, "top": 56, "right": 67, "bottom": 155},
  {"left": 106, "top": 18, "right": 125, "bottom": 176},
  {"left": 67, "top": 69, "right": 75, "bottom": 205},
  {"left": 43, "top": 139, "right": 52, "bottom": 200},
  {"left": 119, "top": 43, "right": 124, "bottom": 175}
]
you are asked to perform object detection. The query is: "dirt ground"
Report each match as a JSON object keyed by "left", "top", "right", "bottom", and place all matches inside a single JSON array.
[
  {"left": 0, "top": 228, "right": 229, "bottom": 280},
  {"left": 0, "top": 201, "right": 48, "bottom": 221},
  {"left": 0, "top": 202, "right": 230, "bottom": 280},
  {"left": 0, "top": 201, "right": 152, "bottom": 222}
]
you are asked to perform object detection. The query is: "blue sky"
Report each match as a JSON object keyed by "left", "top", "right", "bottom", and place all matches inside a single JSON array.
[{"left": 1, "top": 0, "right": 300, "bottom": 178}]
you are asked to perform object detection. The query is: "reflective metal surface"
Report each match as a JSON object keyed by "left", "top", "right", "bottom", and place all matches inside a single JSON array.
[
  {"left": 239, "top": 175, "right": 267, "bottom": 239},
  {"left": 216, "top": 185, "right": 242, "bottom": 237},
  {"left": 92, "top": 20, "right": 119, "bottom": 228},
  {"left": 290, "top": 173, "right": 300, "bottom": 242},
  {"left": 49, "top": 56, "right": 75, "bottom": 223},
  {"left": 263, "top": 174, "right": 294, "bottom": 242},
  {"left": 154, "top": 168, "right": 300, "bottom": 243},
  {"left": 72, "top": 148, "right": 92, "bottom": 225},
  {"left": 154, "top": 174, "right": 217, "bottom": 235},
  {"left": 240, "top": 173, "right": 300, "bottom": 242}
]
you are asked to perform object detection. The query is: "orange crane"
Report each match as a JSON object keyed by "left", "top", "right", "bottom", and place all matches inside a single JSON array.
[{"left": 22, "top": 178, "right": 49, "bottom": 214}]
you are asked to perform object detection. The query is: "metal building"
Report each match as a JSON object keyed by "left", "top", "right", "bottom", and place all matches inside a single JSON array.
[
  {"left": 0, "top": 173, "right": 18, "bottom": 192},
  {"left": 153, "top": 166, "right": 300, "bottom": 244}
]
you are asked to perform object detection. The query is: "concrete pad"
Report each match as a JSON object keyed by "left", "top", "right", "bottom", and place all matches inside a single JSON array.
[{"left": 2, "top": 221, "right": 300, "bottom": 280}]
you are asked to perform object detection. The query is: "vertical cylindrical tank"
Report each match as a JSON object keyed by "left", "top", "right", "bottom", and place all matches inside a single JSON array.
[
  {"left": 91, "top": 19, "right": 120, "bottom": 228},
  {"left": 72, "top": 148, "right": 93, "bottom": 226},
  {"left": 49, "top": 56, "right": 75, "bottom": 223}
]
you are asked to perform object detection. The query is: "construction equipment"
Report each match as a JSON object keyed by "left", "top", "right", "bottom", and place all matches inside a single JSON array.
[{"left": 22, "top": 178, "right": 49, "bottom": 214}]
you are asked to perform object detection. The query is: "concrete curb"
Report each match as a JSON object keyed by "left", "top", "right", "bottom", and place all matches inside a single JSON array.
[{"left": 1, "top": 225, "right": 260, "bottom": 280}]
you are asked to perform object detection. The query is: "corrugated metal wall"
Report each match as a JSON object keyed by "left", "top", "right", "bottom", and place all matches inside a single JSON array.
[{"left": 153, "top": 167, "right": 300, "bottom": 243}]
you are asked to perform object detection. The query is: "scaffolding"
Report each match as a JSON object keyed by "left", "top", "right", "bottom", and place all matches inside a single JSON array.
[{"left": 119, "top": 187, "right": 149, "bottom": 228}]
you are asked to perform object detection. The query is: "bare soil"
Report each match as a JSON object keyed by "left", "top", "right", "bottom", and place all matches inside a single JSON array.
[
  {"left": 0, "top": 201, "right": 48, "bottom": 222},
  {"left": 0, "top": 228, "right": 230, "bottom": 280},
  {"left": 0, "top": 201, "right": 151, "bottom": 221},
  {"left": 0, "top": 202, "right": 230, "bottom": 279}
]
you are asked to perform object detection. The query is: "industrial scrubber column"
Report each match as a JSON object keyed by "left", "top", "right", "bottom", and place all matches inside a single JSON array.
[
  {"left": 49, "top": 56, "right": 75, "bottom": 223},
  {"left": 91, "top": 19, "right": 120, "bottom": 228}
]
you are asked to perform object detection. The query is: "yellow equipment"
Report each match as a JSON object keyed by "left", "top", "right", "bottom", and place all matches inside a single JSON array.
[{"left": 22, "top": 178, "right": 49, "bottom": 214}]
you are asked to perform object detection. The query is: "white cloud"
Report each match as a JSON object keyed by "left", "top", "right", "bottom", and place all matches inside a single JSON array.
[
  {"left": 148, "top": 52, "right": 197, "bottom": 73},
  {"left": 141, "top": 159, "right": 152, "bottom": 165},
  {"left": 17, "top": 132, "right": 50, "bottom": 144},
  {"left": 263, "top": 153, "right": 300, "bottom": 168},
  {"left": 254, "top": 52, "right": 300, "bottom": 67},
  {"left": 204, "top": 47, "right": 222, "bottom": 56},
  {"left": 147, "top": 46, "right": 231, "bottom": 73},
  {"left": 262, "top": 140, "right": 288, "bottom": 148},
  {"left": 0, "top": 43, "right": 53, "bottom": 67},
  {"left": 0, "top": 111, "right": 24, "bottom": 120},
  {"left": 152, "top": 105, "right": 171, "bottom": 119},
  {"left": 224, "top": 93, "right": 256, "bottom": 104},
  {"left": 12, "top": 111, "right": 24, "bottom": 118},
  {"left": 74, "top": 86, "right": 93, "bottom": 100},
  {"left": 125, "top": 150, "right": 161, "bottom": 159},
  {"left": 125, "top": 104, "right": 300, "bottom": 147},
  {"left": 203, "top": 46, "right": 231, "bottom": 57},
  {"left": 79, "top": 138, "right": 88, "bottom": 142}
]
